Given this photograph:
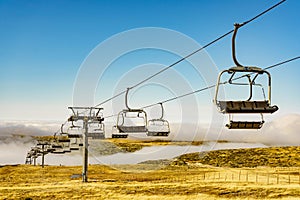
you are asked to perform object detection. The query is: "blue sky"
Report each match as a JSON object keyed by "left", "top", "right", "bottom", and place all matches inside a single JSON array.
[{"left": 0, "top": 0, "right": 299, "bottom": 121}]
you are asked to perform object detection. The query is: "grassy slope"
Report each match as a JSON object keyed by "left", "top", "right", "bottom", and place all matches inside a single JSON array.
[
  {"left": 1, "top": 146, "right": 300, "bottom": 199},
  {"left": 174, "top": 146, "right": 300, "bottom": 168},
  {"left": 0, "top": 164, "right": 299, "bottom": 200},
  {"left": 106, "top": 139, "right": 204, "bottom": 152}
]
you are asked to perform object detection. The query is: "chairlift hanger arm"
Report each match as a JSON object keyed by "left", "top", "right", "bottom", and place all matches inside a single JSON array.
[
  {"left": 70, "top": 121, "right": 77, "bottom": 128},
  {"left": 95, "top": 108, "right": 103, "bottom": 117},
  {"left": 125, "top": 87, "right": 132, "bottom": 110},
  {"left": 68, "top": 107, "right": 76, "bottom": 116},
  {"left": 60, "top": 124, "right": 65, "bottom": 134},
  {"left": 124, "top": 87, "right": 145, "bottom": 112},
  {"left": 159, "top": 103, "right": 164, "bottom": 120},
  {"left": 232, "top": 23, "right": 243, "bottom": 67}
]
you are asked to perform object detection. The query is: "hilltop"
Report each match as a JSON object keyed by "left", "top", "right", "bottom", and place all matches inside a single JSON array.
[{"left": 172, "top": 146, "right": 300, "bottom": 168}]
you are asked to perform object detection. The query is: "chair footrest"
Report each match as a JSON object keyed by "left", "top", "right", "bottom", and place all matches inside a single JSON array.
[
  {"left": 226, "top": 120, "right": 264, "bottom": 129},
  {"left": 147, "top": 131, "right": 169, "bottom": 137},
  {"left": 112, "top": 134, "right": 128, "bottom": 138}
]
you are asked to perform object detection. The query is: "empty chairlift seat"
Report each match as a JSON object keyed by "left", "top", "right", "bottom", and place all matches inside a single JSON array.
[
  {"left": 217, "top": 101, "right": 278, "bottom": 114},
  {"left": 117, "top": 125, "right": 147, "bottom": 133},
  {"left": 115, "top": 108, "right": 148, "bottom": 134},
  {"left": 113, "top": 88, "right": 148, "bottom": 137},
  {"left": 146, "top": 103, "right": 170, "bottom": 137},
  {"left": 147, "top": 119, "right": 170, "bottom": 137}
]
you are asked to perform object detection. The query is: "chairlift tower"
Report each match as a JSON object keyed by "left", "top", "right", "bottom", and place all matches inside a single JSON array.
[
  {"left": 68, "top": 106, "right": 104, "bottom": 182},
  {"left": 36, "top": 141, "right": 51, "bottom": 168}
]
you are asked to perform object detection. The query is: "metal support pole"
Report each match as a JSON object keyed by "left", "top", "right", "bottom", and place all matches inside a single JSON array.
[
  {"left": 68, "top": 106, "right": 103, "bottom": 183},
  {"left": 82, "top": 117, "right": 89, "bottom": 182},
  {"left": 41, "top": 144, "right": 45, "bottom": 168},
  {"left": 33, "top": 157, "right": 36, "bottom": 166}
]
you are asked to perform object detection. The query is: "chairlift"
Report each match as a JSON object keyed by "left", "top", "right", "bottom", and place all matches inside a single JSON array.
[
  {"left": 87, "top": 112, "right": 105, "bottom": 139},
  {"left": 112, "top": 88, "right": 148, "bottom": 138},
  {"left": 69, "top": 146, "right": 80, "bottom": 151},
  {"left": 46, "top": 148, "right": 56, "bottom": 153},
  {"left": 51, "top": 151, "right": 66, "bottom": 154},
  {"left": 92, "top": 107, "right": 105, "bottom": 123},
  {"left": 51, "top": 135, "right": 65, "bottom": 151},
  {"left": 51, "top": 144, "right": 63, "bottom": 149},
  {"left": 67, "top": 121, "right": 82, "bottom": 139},
  {"left": 56, "top": 125, "right": 82, "bottom": 153},
  {"left": 25, "top": 155, "right": 31, "bottom": 164},
  {"left": 214, "top": 23, "right": 278, "bottom": 129},
  {"left": 57, "top": 124, "right": 71, "bottom": 143},
  {"left": 69, "top": 134, "right": 82, "bottom": 151},
  {"left": 112, "top": 125, "right": 128, "bottom": 138},
  {"left": 87, "top": 121, "right": 105, "bottom": 139},
  {"left": 63, "top": 121, "right": 84, "bottom": 150},
  {"left": 147, "top": 103, "right": 170, "bottom": 136},
  {"left": 51, "top": 142, "right": 68, "bottom": 154}
]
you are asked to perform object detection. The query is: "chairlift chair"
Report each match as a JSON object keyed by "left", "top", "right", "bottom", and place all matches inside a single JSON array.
[
  {"left": 25, "top": 152, "right": 33, "bottom": 164},
  {"left": 51, "top": 150, "right": 66, "bottom": 154},
  {"left": 51, "top": 134, "right": 67, "bottom": 153},
  {"left": 25, "top": 156, "right": 31, "bottom": 164},
  {"left": 112, "top": 124, "right": 128, "bottom": 138},
  {"left": 214, "top": 23, "right": 278, "bottom": 129},
  {"left": 64, "top": 121, "right": 84, "bottom": 151},
  {"left": 69, "top": 146, "right": 80, "bottom": 151},
  {"left": 87, "top": 120, "right": 105, "bottom": 139},
  {"left": 147, "top": 103, "right": 170, "bottom": 137},
  {"left": 50, "top": 141, "right": 68, "bottom": 154},
  {"left": 112, "top": 88, "right": 148, "bottom": 138},
  {"left": 69, "top": 138, "right": 82, "bottom": 150},
  {"left": 67, "top": 121, "right": 82, "bottom": 139},
  {"left": 51, "top": 146, "right": 65, "bottom": 154},
  {"left": 46, "top": 148, "right": 56, "bottom": 153},
  {"left": 51, "top": 144, "right": 63, "bottom": 149},
  {"left": 55, "top": 124, "right": 71, "bottom": 143}
]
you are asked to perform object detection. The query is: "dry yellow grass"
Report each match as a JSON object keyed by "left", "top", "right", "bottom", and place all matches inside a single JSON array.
[
  {"left": 175, "top": 146, "right": 300, "bottom": 168},
  {"left": 1, "top": 164, "right": 299, "bottom": 200},
  {"left": 3, "top": 143, "right": 300, "bottom": 199},
  {"left": 106, "top": 139, "right": 204, "bottom": 152}
]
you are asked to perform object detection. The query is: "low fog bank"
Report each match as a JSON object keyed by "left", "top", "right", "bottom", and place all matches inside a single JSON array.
[
  {"left": 1, "top": 114, "right": 300, "bottom": 146},
  {"left": 0, "top": 120, "right": 65, "bottom": 165},
  {"left": 0, "top": 140, "right": 35, "bottom": 165},
  {"left": 0, "top": 120, "right": 62, "bottom": 136},
  {"left": 216, "top": 114, "right": 300, "bottom": 146},
  {"left": 245, "top": 114, "right": 300, "bottom": 146},
  {"left": 0, "top": 114, "right": 299, "bottom": 165},
  {"left": 165, "top": 114, "right": 300, "bottom": 146}
]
